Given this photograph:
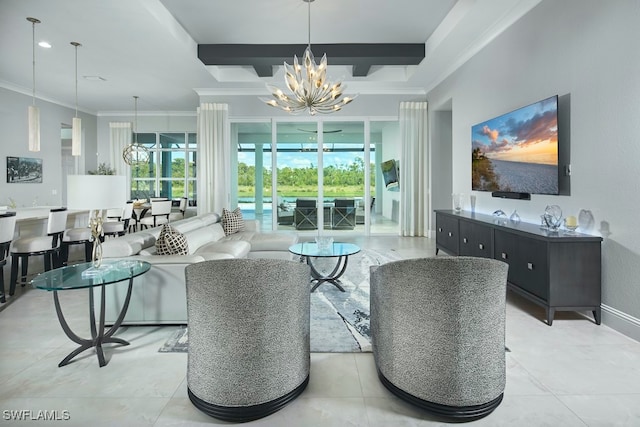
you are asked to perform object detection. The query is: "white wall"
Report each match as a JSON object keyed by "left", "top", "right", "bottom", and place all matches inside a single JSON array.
[
  {"left": 427, "top": 0, "right": 640, "bottom": 330},
  {"left": 0, "top": 87, "right": 96, "bottom": 208}
]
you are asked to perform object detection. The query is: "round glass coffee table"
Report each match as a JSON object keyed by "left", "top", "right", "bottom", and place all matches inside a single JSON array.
[
  {"left": 289, "top": 242, "right": 360, "bottom": 292},
  {"left": 31, "top": 259, "right": 150, "bottom": 367}
]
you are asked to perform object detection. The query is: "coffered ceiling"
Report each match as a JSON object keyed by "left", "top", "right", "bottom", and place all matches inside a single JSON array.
[{"left": 0, "top": 0, "right": 541, "bottom": 114}]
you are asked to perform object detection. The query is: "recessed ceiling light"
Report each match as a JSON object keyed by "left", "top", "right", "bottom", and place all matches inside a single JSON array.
[
  {"left": 83, "top": 75, "right": 107, "bottom": 82},
  {"left": 38, "top": 41, "right": 51, "bottom": 48}
]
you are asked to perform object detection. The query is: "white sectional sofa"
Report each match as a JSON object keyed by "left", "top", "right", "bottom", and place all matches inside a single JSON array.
[{"left": 96, "top": 213, "right": 299, "bottom": 325}]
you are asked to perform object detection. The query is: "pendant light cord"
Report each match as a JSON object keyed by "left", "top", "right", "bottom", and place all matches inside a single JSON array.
[
  {"left": 307, "top": 0, "right": 311, "bottom": 49},
  {"left": 73, "top": 43, "right": 80, "bottom": 117},
  {"left": 133, "top": 96, "right": 139, "bottom": 145},
  {"left": 31, "top": 19, "right": 37, "bottom": 106}
]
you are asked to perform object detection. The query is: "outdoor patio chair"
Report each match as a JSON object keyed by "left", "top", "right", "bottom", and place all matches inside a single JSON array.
[
  {"left": 332, "top": 198, "right": 356, "bottom": 230},
  {"left": 294, "top": 199, "right": 317, "bottom": 230}
]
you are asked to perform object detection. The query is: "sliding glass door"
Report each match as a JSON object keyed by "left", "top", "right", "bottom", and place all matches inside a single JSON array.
[{"left": 231, "top": 119, "right": 400, "bottom": 234}]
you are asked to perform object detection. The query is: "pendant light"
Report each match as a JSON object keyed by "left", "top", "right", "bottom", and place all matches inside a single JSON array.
[
  {"left": 27, "top": 17, "right": 41, "bottom": 152},
  {"left": 261, "top": 0, "right": 355, "bottom": 115},
  {"left": 71, "top": 42, "right": 82, "bottom": 156},
  {"left": 122, "top": 96, "right": 150, "bottom": 165}
]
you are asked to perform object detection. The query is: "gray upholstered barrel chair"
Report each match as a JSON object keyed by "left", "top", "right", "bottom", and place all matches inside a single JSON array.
[
  {"left": 370, "top": 256, "right": 509, "bottom": 421},
  {"left": 185, "top": 258, "right": 311, "bottom": 422}
]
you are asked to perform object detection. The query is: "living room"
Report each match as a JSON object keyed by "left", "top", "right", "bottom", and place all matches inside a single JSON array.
[{"left": 1, "top": 0, "right": 640, "bottom": 425}]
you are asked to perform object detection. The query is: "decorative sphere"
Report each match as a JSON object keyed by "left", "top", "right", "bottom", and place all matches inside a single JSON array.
[{"left": 122, "top": 144, "right": 149, "bottom": 165}]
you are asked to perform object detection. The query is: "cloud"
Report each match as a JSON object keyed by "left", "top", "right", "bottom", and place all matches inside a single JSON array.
[
  {"left": 473, "top": 137, "right": 511, "bottom": 155},
  {"left": 482, "top": 125, "right": 499, "bottom": 142},
  {"left": 505, "top": 110, "right": 558, "bottom": 147}
]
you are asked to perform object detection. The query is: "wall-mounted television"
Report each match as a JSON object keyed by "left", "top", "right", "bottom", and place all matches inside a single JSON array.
[
  {"left": 381, "top": 159, "right": 399, "bottom": 192},
  {"left": 471, "top": 95, "right": 559, "bottom": 196}
]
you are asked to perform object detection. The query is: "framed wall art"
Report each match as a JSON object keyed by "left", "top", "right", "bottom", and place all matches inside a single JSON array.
[{"left": 6, "top": 156, "right": 43, "bottom": 183}]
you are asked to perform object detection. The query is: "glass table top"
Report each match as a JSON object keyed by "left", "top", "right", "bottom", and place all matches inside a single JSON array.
[
  {"left": 289, "top": 242, "right": 361, "bottom": 258},
  {"left": 31, "top": 259, "right": 151, "bottom": 291}
]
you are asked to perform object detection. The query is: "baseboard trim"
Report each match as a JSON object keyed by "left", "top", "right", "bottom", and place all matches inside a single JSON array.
[{"left": 601, "top": 304, "right": 640, "bottom": 342}]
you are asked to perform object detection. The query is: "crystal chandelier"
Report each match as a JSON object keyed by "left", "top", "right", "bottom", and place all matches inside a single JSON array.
[
  {"left": 261, "top": 0, "right": 355, "bottom": 115},
  {"left": 122, "top": 96, "right": 150, "bottom": 165}
]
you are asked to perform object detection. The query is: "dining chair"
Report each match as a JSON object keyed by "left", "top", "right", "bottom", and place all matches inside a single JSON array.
[
  {"left": 10, "top": 207, "right": 68, "bottom": 295},
  {"left": 103, "top": 201, "right": 134, "bottom": 237},
  {"left": 0, "top": 211, "right": 17, "bottom": 303},
  {"left": 169, "top": 197, "right": 188, "bottom": 222},
  {"left": 139, "top": 200, "right": 172, "bottom": 229}
]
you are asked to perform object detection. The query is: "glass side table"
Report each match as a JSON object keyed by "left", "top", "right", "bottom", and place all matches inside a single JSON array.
[
  {"left": 31, "top": 259, "right": 150, "bottom": 367},
  {"left": 289, "top": 242, "right": 360, "bottom": 292}
]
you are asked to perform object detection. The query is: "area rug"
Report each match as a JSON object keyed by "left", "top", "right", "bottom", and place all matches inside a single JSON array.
[{"left": 158, "top": 248, "right": 403, "bottom": 353}]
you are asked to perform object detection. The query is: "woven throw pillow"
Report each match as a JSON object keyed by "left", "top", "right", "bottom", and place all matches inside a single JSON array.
[
  {"left": 155, "top": 224, "right": 189, "bottom": 255},
  {"left": 222, "top": 207, "right": 245, "bottom": 235}
]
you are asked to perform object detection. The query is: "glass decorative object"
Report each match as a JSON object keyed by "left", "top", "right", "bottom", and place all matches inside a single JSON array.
[
  {"left": 578, "top": 209, "right": 595, "bottom": 231},
  {"left": 543, "top": 205, "right": 563, "bottom": 230},
  {"left": 452, "top": 193, "right": 464, "bottom": 213},
  {"left": 509, "top": 209, "right": 521, "bottom": 223}
]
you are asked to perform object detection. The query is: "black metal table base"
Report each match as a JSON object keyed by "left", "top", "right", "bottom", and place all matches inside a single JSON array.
[
  {"left": 302, "top": 255, "right": 349, "bottom": 293},
  {"left": 53, "top": 276, "right": 134, "bottom": 367}
]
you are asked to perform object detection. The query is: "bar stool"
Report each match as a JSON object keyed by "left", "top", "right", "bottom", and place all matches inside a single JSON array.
[
  {"left": 139, "top": 200, "right": 172, "bottom": 229},
  {"left": 103, "top": 201, "right": 134, "bottom": 237},
  {"left": 60, "top": 210, "right": 98, "bottom": 266},
  {"left": 10, "top": 207, "right": 68, "bottom": 295},
  {"left": 0, "top": 211, "right": 17, "bottom": 303}
]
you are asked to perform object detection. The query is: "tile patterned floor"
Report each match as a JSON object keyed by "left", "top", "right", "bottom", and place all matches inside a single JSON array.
[{"left": 1, "top": 236, "right": 640, "bottom": 426}]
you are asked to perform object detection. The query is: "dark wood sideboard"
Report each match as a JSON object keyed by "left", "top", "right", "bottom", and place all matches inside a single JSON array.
[{"left": 434, "top": 210, "right": 602, "bottom": 325}]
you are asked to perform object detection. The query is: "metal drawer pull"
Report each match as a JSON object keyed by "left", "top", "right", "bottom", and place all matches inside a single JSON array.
[
  {"left": 438, "top": 227, "right": 443, "bottom": 232},
  {"left": 479, "top": 243, "right": 484, "bottom": 250},
  {"left": 527, "top": 262, "right": 534, "bottom": 270},
  {"left": 463, "top": 238, "right": 468, "bottom": 243},
  {"left": 448, "top": 232, "right": 452, "bottom": 237},
  {"left": 501, "top": 252, "right": 508, "bottom": 260}
]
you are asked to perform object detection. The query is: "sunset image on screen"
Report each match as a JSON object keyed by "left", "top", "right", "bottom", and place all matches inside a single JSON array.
[{"left": 471, "top": 96, "right": 559, "bottom": 194}]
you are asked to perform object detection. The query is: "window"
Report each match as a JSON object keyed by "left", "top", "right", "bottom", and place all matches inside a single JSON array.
[{"left": 131, "top": 132, "right": 196, "bottom": 205}]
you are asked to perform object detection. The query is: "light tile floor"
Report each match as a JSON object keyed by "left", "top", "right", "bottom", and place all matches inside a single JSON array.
[{"left": 1, "top": 236, "right": 640, "bottom": 426}]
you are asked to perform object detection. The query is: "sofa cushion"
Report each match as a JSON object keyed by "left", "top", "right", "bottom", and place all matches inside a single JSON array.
[
  {"left": 244, "top": 232, "right": 299, "bottom": 252},
  {"left": 156, "top": 224, "right": 189, "bottom": 255},
  {"left": 183, "top": 223, "right": 225, "bottom": 254},
  {"left": 199, "top": 213, "right": 221, "bottom": 225},
  {"left": 222, "top": 207, "right": 245, "bottom": 235},
  {"left": 195, "top": 240, "right": 251, "bottom": 258},
  {"left": 172, "top": 217, "right": 205, "bottom": 234},
  {"left": 120, "top": 231, "right": 156, "bottom": 249},
  {"left": 102, "top": 240, "right": 143, "bottom": 258}
]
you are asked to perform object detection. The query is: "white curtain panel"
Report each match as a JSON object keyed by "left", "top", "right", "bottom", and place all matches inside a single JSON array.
[
  {"left": 399, "top": 101, "right": 429, "bottom": 237},
  {"left": 197, "top": 103, "right": 230, "bottom": 215},
  {"left": 109, "top": 122, "right": 132, "bottom": 190}
]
